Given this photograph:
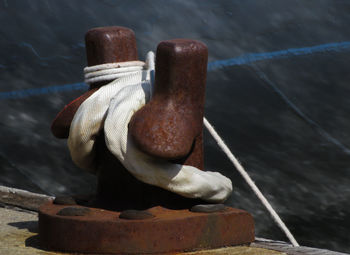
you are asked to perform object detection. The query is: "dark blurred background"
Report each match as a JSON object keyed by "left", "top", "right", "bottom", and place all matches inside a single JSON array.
[{"left": 1, "top": 0, "right": 350, "bottom": 252}]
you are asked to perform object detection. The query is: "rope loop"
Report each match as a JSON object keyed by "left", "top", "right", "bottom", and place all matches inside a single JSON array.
[
  {"left": 79, "top": 50, "right": 299, "bottom": 247},
  {"left": 84, "top": 60, "right": 145, "bottom": 84},
  {"left": 70, "top": 51, "right": 232, "bottom": 203}
]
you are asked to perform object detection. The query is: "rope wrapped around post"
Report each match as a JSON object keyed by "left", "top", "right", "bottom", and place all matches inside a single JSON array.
[
  {"left": 74, "top": 35, "right": 299, "bottom": 245},
  {"left": 68, "top": 52, "right": 233, "bottom": 203},
  {"left": 47, "top": 26, "right": 296, "bottom": 253}
]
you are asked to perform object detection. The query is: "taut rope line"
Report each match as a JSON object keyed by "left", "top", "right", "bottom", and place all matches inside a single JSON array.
[{"left": 203, "top": 118, "right": 299, "bottom": 247}]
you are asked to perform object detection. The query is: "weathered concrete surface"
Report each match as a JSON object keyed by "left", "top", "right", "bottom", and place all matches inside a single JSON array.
[
  {"left": 0, "top": 206, "right": 63, "bottom": 255},
  {"left": 179, "top": 246, "right": 285, "bottom": 255},
  {"left": 0, "top": 205, "right": 283, "bottom": 255}
]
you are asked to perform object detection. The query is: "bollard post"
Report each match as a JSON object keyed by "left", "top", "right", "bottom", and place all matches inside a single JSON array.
[
  {"left": 51, "top": 26, "right": 138, "bottom": 138},
  {"left": 96, "top": 39, "right": 210, "bottom": 210},
  {"left": 129, "top": 39, "right": 207, "bottom": 169},
  {"left": 51, "top": 27, "right": 203, "bottom": 210},
  {"left": 40, "top": 26, "right": 255, "bottom": 254}
]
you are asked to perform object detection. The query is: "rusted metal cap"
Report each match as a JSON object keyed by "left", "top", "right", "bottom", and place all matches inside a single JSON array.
[
  {"left": 129, "top": 39, "right": 207, "bottom": 168},
  {"left": 51, "top": 26, "right": 138, "bottom": 139},
  {"left": 85, "top": 26, "right": 138, "bottom": 67}
]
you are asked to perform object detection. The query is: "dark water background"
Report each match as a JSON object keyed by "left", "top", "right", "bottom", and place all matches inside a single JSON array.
[{"left": 1, "top": 0, "right": 350, "bottom": 252}]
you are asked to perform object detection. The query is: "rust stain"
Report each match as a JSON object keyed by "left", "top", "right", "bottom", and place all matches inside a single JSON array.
[
  {"left": 39, "top": 202, "right": 254, "bottom": 254},
  {"left": 129, "top": 39, "right": 208, "bottom": 169},
  {"left": 44, "top": 26, "right": 255, "bottom": 254}
]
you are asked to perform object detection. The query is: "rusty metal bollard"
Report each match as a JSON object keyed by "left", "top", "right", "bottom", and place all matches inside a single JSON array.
[
  {"left": 51, "top": 26, "right": 137, "bottom": 138},
  {"left": 40, "top": 26, "right": 254, "bottom": 254},
  {"left": 50, "top": 26, "right": 194, "bottom": 210},
  {"left": 129, "top": 39, "right": 206, "bottom": 169},
  {"left": 95, "top": 39, "right": 210, "bottom": 210}
]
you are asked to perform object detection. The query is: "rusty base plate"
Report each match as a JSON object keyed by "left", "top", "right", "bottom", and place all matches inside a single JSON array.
[{"left": 39, "top": 202, "right": 254, "bottom": 254}]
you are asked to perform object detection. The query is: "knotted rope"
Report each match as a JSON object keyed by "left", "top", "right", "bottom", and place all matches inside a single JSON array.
[
  {"left": 73, "top": 51, "right": 299, "bottom": 246},
  {"left": 68, "top": 52, "right": 232, "bottom": 203}
]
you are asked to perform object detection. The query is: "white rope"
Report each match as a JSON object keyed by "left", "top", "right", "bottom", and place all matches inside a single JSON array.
[
  {"left": 84, "top": 61, "right": 145, "bottom": 72},
  {"left": 203, "top": 117, "right": 300, "bottom": 247},
  {"left": 84, "top": 60, "right": 145, "bottom": 84},
  {"left": 69, "top": 52, "right": 232, "bottom": 203},
  {"left": 80, "top": 50, "right": 299, "bottom": 246},
  {"left": 84, "top": 72, "right": 142, "bottom": 84},
  {"left": 253, "top": 238, "right": 347, "bottom": 255},
  {"left": 85, "top": 66, "right": 144, "bottom": 79}
]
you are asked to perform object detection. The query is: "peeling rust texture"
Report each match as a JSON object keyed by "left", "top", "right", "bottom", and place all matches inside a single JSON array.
[
  {"left": 50, "top": 27, "right": 209, "bottom": 210},
  {"left": 50, "top": 26, "right": 138, "bottom": 139},
  {"left": 129, "top": 39, "right": 208, "bottom": 169},
  {"left": 39, "top": 202, "right": 255, "bottom": 254},
  {"left": 44, "top": 27, "right": 256, "bottom": 254},
  {"left": 85, "top": 26, "right": 138, "bottom": 68},
  {"left": 50, "top": 88, "right": 97, "bottom": 138},
  {"left": 94, "top": 39, "right": 209, "bottom": 209},
  {"left": 85, "top": 26, "right": 138, "bottom": 89}
]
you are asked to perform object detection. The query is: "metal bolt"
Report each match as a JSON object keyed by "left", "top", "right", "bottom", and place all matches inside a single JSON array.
[{"left": 57, "top": 206, "right": 91, "bottom": 216}]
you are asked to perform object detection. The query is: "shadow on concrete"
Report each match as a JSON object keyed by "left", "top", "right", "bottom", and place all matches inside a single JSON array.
[
  {"left": 25, "top": 234, "right": 41, "bottom": 250},
  {"left": 8, "top": 220, "right": 38, "bottom": 233},
  {"left": 8, "top": 221, "right": 47, "bottom": 251}
]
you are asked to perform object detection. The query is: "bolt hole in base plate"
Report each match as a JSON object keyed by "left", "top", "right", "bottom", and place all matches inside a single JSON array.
[{"left": 39, "top": 201, "right": 254, "bottom": 254}]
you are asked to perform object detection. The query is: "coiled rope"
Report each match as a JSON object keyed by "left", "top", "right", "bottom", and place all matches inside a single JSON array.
[{"left": 82, "top": 51, "right": 299, "bottom": 247}]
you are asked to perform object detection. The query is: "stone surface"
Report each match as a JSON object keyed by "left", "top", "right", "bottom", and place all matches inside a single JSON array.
[{"left": 0, "top": 206, "right": 63, "bottom": 254}]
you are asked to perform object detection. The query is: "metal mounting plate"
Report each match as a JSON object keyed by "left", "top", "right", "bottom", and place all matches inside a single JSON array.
[{"left": 39, "top": 202, "right": 254, "bottom": 254}]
